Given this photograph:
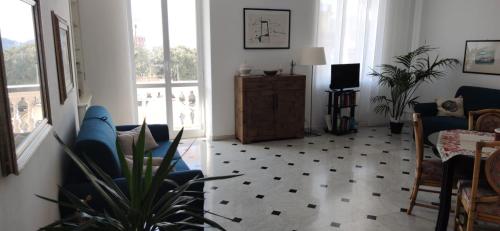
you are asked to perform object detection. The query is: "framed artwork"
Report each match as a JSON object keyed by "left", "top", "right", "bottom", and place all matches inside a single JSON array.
[
  {"left": 52, "top": 11, "right": 74, "bottom": 104},
  {"left": 243, "top": 8, "right": 291, "bottom": 49},
  {"left": 463, "top": 40, "right": 500, "bottom": 75}
]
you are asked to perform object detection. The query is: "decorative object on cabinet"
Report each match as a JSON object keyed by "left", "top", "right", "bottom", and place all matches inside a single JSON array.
[
  {"left": 263, "top": 70, "right": 279, "bottom": 76},
  {"left": 290, "top": 60, "right": 296, "bottom": 75},
  {"left": 299, "top": 47, "right": 326, "bottom": 136},
  {"left": 326, "top": 90, "right": 358, "bottom": 135},
  {"left": 239, "top": 63, "right": 252, "bottom": 76},
  {"left": 463, "top": 40, "right": 500, "bottom": 75},
  {"left": 52, "top": 11, "right": 74, "bottom": 104},
  {"left": 243, "top": 8, "right": 291, "bottom": 49},
  {"left": 235, "top": 75, "right": 305, "bottom": 144}
]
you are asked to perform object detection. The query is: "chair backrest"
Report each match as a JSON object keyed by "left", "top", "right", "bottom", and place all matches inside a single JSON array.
[
  {"left": 486, "top": 149, "right": 500, "bottom": 194},
  {"left": 469, "top": 141, "right": 500, "bottom": 206},
  {"left": 413, "top": 113, "right": 424, "bottom": 172},
  {"left": 468, "top": 109, "right": 500, "bottom": 132}
]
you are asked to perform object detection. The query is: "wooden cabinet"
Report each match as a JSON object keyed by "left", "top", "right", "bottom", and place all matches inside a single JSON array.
[{"left": 235, "top": 75, "right": 305, "bottom": 143}]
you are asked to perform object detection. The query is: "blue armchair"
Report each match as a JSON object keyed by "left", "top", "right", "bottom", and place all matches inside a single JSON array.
[
  {"left": 414, "top": 86, "right": 500, "bottom": 143},
  {"left": 59, "top": 106, "right": 204, "bottom": 220}
]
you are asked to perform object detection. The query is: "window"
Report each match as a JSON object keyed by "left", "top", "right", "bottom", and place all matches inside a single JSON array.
[
  {"left": 0, "top": 0, "right": 51, "bottom": 176},
  {"left": 131, "top": 0, "right": 204, "bottom": 138}
]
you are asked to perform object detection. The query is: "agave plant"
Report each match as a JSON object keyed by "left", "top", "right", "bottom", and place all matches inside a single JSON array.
[
  {"left": 370, "top": 45, "right": 460, "bottom": 133},
  {"left": 38, "top": 122, "right": 240, "bottom": 230}
]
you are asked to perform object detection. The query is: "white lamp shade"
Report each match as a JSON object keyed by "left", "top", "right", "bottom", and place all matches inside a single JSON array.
[{"left": 299, "top": 47, "right": 326, "bottom": 65}]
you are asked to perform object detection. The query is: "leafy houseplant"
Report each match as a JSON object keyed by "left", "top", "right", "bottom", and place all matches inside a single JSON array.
[
  {"left": 370, "top": 46, "right": 460, "bottom": 134},
  {"left": 38, "top": 122, "right": 239, "bottom": 230}
]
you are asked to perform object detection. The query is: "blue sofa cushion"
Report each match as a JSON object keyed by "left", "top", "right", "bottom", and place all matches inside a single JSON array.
[
  {"left": 70, "top": 106, "right": 121, "bottom": 183},
  {"left": 422, "top": 116, "right": 467, "bottom": 142},
  {"left": 151, "top": 141, "right": 190, "bottom": 172},
  {"left": 152, "top": 141, "right": 182, "bottom": 159},
  {"left": 456, "top": 86, "right": 500, "bottom": 115}
]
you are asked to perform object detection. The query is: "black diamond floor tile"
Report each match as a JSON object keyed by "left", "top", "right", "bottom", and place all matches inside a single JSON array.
[
  {"left": 232, "top": 217, "right": 242, "bottom": 222},
  {"left": 271, "top": 210, "right": 281, "bottom": 216},
  {"left": 330, "top": 222, "right": 341, "bottom": 228}
]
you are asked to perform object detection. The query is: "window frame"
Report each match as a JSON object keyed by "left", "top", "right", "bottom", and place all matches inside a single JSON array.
[{"left": 0, "top": 0, "right": 52, "bottom": 176}]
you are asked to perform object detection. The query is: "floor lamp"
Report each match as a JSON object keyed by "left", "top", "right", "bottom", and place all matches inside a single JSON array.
[{"left": 299, "top": 47, "right": 326, "bottom": 136}]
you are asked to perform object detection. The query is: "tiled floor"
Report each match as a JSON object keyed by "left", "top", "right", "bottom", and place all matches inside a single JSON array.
[{"left": 178, "top": 126, "right": 454, "bottom": 231}]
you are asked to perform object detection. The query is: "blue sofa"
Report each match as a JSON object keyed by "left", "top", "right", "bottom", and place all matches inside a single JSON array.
[
  {"left": 414, "top": 86, "right": 500, "bottom": 143},
  {"left": 59, "top": 106, "right": 204, "bottom": 221}
]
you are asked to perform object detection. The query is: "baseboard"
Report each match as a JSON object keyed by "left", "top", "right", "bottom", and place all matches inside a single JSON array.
[{"left": 210, "top": 134, "right": 235, "bottom": 141}]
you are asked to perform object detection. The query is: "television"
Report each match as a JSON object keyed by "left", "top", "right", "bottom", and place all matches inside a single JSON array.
[{"left": 330, "top": 63, "right": 360, "bottom": 90}]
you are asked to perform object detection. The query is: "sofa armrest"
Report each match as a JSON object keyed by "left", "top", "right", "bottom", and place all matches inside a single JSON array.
[
  {"left": 116, "top": 124, "right": 170, "bottom": 142},
  {"left": 59, "top": 170, "right": 205, "bottom": 219},
  {"left": 414, "top": 102, "right": 438, "bottom": 117}
]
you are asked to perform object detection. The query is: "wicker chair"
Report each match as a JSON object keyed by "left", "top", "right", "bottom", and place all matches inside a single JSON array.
[
  {"left": 468, "top": 109, "right": 500, "bottom": 133},
  {"left": 407, "top": 113, "right": 442, "bottom": 214},
  {"left": 454, "top": 141, "right": 500, "bottom": 231}
]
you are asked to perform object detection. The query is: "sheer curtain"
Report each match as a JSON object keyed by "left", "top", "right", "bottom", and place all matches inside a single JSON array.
[{"left": 315, "top": 0, "right": 387, "bottom": 127}]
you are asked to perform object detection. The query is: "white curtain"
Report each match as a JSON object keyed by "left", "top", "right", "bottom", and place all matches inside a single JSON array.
[{"left": 314, "top": 0, "right": 387, "bottom": 127}]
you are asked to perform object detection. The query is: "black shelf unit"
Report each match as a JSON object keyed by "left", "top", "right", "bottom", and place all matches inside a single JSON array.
[{"left": 326, "top": 89, "right": 359, "bottom": 135}]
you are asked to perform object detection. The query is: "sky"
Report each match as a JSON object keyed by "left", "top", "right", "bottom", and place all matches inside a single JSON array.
[
  {"left": 131, "top": 0, "right": 198, "bottom": 49},
  {"left": 0, "top": 0, "right": 36, "bottom": 43},
  {"left": 0, "top": 0, "right": 197, "bottom": 48}
]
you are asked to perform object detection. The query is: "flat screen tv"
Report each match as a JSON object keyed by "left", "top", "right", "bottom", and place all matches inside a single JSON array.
[{"left": 330, "top": 63, "right": 360, "bottom": 90}]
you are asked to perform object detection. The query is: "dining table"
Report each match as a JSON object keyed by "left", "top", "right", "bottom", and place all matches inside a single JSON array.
[{"left": 427, "top": 129, "right": 495, "bottom": 231}]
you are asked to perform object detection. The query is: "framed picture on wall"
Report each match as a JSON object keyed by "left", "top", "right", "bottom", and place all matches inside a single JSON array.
[
  {"left": 463, "top": 40, "right": 500, "bottom": 75},
  {"left": 244, "top": 8, "right": 291, "bottom": 49},
  {"left": 52, "top": 11, "right": 74, "bottom": 104}
]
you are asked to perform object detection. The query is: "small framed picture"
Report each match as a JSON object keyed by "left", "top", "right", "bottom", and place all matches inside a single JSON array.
[
  {"left": 244, "top": 8, "right": 291, "bottom": 49},
  {"left": 52, "top": 11, "right": 74, "bottom": 104},
  {"left": 463, "top": 40, "right": 500, "bottom": 75}
]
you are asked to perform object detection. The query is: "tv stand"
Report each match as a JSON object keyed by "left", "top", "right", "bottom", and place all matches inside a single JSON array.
[{"left": 326, "top": 89, "right": 359, "bottom": 135}]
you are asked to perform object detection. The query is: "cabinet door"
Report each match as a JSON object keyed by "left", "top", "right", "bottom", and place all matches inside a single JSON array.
[
  {"left": 244, "top": 90, "right": 276, "bottom": 141},
  {"left": 275, "top": 89, "right": 305, "bottom": 139}
]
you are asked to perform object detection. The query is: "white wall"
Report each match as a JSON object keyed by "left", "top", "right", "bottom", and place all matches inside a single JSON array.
[
  {"left": 202, "top": 0, "right": 214, "bottom": 139},
  {"left": 207, "top": 0, "right": 419, "bottom": 136},
  {"left": 0, "top": 0, "right": 79, "bottom": 230},
  {"left": 78, "top": 0, "right": 136, "bottom": 125},
  {"left": 208, "top": 0, "right": 316, "bottom": 138},
  {"left": 416, "top": 0, "right": 500, "bottom": 102}
]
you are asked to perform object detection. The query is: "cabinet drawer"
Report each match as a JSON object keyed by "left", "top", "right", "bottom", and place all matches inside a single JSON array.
[
  {"left": 275, "top": 77, "right": 305, "bottom": 90},
  {"left": 242, "top": 78, "right": 273, "bottom": 91}
]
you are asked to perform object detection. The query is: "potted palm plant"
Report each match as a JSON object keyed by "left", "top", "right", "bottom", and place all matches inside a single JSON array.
[
  {"left": 370, "top": 45, "right": 460, "bottom": 134},
  {"left": 38, "top": 122, "right": 239, "bottom": 230}
]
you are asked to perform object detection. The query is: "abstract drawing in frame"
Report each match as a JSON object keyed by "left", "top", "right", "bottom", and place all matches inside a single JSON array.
[
  {"left": 463, "top": 40, "right": 500, "bottom": 75},
  {"left": 52, "top": 11, "right": 74, "bottom": 104},
  {"left": 244, "top": 8, "right": 291, "bottom": 49}
]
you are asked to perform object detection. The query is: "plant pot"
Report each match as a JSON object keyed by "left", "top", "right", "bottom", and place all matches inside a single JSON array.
[{"left": 390, "top": 121, "right": 404, "bottom": 134}]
